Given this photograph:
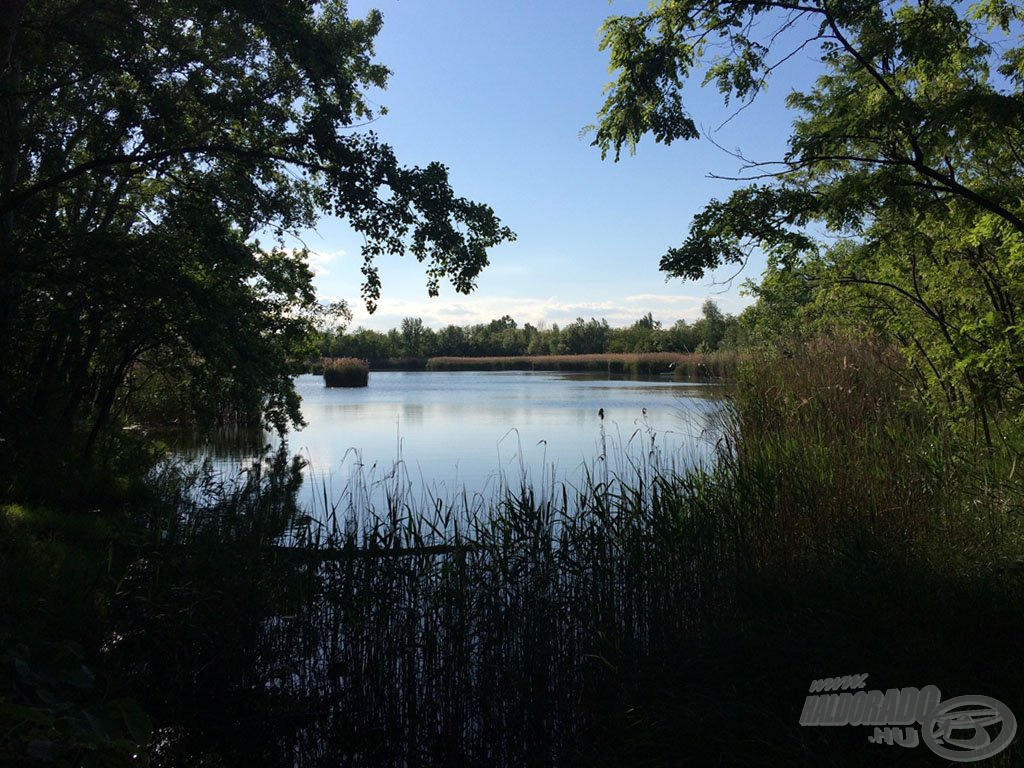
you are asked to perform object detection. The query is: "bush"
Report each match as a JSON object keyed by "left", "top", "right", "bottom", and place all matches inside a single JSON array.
[{"left": 321, "top": 358, "right": 369, "bottom": 388}]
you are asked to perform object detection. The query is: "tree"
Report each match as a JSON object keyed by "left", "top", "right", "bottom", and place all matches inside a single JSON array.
[
  {"left": 610, "top": 313, "right": 664, "bottom": 353},
  {"left": 0, "top": 0, "right": 514, "bottom": 488},
  {"left": 665, "top": 318, "right": 698, "bottom": 353},
  {"left": 436, "top": 324, "right": 469, "bottom": 356},
  {"left": 400, "top": 317, "right": 427, "bottom": 358},
  {"left": 691, "top": 300, "right": 727, "bottom": 351},
  {"left": 592, "top": 0, "right": 1024, "bottom": 421},
  {"left": 735, "top": 263, "right": 816, "bottom": 347},
  {"left": 561, "top": 317, "right": 611, "bottom": 354}
]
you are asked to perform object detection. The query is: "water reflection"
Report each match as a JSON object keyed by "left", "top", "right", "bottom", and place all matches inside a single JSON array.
[
  {"left": 180, "top": 371, "right": 726, "bottom": 512},
  {"left": 162, "top": 424, "right": 270, "bottom": 461}
]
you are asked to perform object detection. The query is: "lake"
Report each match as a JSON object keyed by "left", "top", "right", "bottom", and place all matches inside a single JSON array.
[{"left": 184, "top": 371, "right": 726, "bottom": 513}]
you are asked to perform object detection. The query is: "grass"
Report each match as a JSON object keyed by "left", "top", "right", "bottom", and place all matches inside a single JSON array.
[
  {"left": 426, "top": 351, "right": 737, "bottom": 378},
  {"left": 6, "top": 337, "right": 1023, "bottom": 766},
  {"left": 322, "top": 357, "right": 369, "bottom": 387}
]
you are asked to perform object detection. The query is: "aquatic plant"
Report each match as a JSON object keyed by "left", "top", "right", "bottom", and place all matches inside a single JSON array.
[
  {"left": 425, "top": 351, "right": 736, "bottom": 378},
  {"left": 107, "top": 342, "right": 1024, "bottom": 765},
  {"left": 322, "top": 358, "right": 369, "bottom": 388}
]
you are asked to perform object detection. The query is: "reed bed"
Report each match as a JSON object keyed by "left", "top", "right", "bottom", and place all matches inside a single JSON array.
[
  {"left": 369, "top": 356, "right": 428, "bottom": 371},
  {"left": 111, "top": 338, "right": 1024, "bottom": 766},
  {"left": 322, "top": 357, "right": 369, "bottom": 387},
  {"left": 310, "top": 357, "right": 427, "bottom": 374},
  {"left": 426, "top": 351, "right": 736, "bottom": 378},
  {"left": 117, "top": 430, "right": 728, "bottom": 766}
]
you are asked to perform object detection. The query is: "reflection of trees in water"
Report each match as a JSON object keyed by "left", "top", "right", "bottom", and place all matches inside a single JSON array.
[
  {"left": 401, "top": 403, "right": 427, "bottom": 425},
  {"left": 157, "top": 425, "right": 272, "bottom": 461},
  {"left": 113, "top": 445, "right": 720, "bottom": 766}
]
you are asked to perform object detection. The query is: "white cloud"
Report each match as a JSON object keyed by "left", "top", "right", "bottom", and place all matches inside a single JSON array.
[
  {"left": 303, "top": 249, "right": 343, "bottom": 277},
  {"left": 337, "top": 292, "right": 732, "bottom": 331},
  {"left": 624, "top": 293, "right": 703, "bottom": 305}
]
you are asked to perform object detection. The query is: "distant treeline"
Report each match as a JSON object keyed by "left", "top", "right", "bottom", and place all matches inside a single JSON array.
[
  {"left": 315, "top": 300, "right": 739, "bottom": 365},
  {"left": 426, "top": 352, "right": 736, "bottom": 378}
]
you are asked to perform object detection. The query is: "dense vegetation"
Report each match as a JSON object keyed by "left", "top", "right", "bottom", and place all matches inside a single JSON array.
[
  {"left": 592, "top": 0, "right": 1024, "bottom": 439},
  {"left": 315, "top": 301, "right": 740, "bottom": 364},
  {"left": 7, "top": 340, "right": 1018, "bottom": 766},
  {"left": 3, "top": 0, "right": 1024, "bottom": 765},
  {"left": 321, "top": 358, "right": 370, "bottom": 388},
  {"left": 0, "top": 0, "right": 513, "bottom": 500},
  {"left": 425, "top": 351, "right": 737, "bottom": 379}
]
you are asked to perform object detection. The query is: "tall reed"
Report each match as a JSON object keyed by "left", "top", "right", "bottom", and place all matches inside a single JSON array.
[
  {"left": 110, "top": 338, "right": 1024, "bottom": 766},
  {"left": 426, "top": 351, "right": 736, "bottom": 378},
  {"left": 322, "top": 357, "right": 369, "bottom": 387}
]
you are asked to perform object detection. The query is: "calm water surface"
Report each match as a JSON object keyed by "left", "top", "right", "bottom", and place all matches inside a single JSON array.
[{"left": 190, "top": 371, "right": 725, "bottom": 511}]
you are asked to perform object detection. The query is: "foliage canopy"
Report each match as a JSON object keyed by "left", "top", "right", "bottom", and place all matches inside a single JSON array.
[
  {"left": 594, "top": 0, "right": 1024, "bottom": 425},
  {"left": 0, "top": 0, "right": 513, "bottom": 490}
]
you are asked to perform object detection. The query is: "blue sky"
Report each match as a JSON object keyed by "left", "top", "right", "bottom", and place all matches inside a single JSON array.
[{"left": 302, "top": 0, "right": 820, "bottom": 330}]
